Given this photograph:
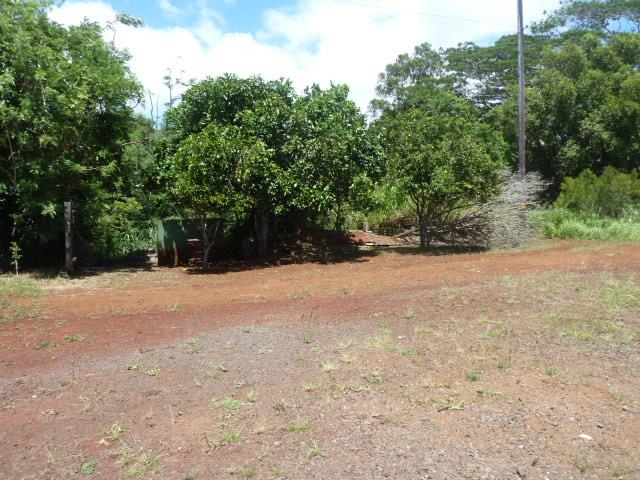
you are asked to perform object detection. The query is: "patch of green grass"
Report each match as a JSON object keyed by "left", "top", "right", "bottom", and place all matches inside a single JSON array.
[
  {"left": 361, "top": 370, "right": 383, "bottom": 384},
  {"left": 611, "top": 391, "right": 632, "bottom": 405},
  {"left": 206, "top": 362, "right": 227, "bottom": 377},
  {"left": 536, "top": 208, "right": 640, "bottom": 242},
  {"left": 243, "top": 467, "right": 256, "bottom": 479},
  {"left": 572, "top": 456, "right": 594, "bottom": 474},
  {"left": 80, "top": 461, "right": 97, "bottom": 475},
  {"left": 2, "top": 307, "right": 43, "bottom": 323},
  {"left": 34, "top": 341, "right": 56, "bottom": 350},
  {"left": 65, "top": 334, "right": 84, "bottom": 343},
  {"left": 561, "top": 329, "right": 595, "bottom": 341},
  {"left": 485, "top": 328, "right": 506, "bottom": 338},
  {"left": 216, "top": 430, "right": 242, "bottom": 446},
  {"left": 127, "top": 451, "right": 160, "bottom": 479},
  {"left": 288, "top": 420, "right": 310, "bottom": 433},
  {"left": 465, "top": 370, "right": 482, "bottom": 382},
  {"left": 0, "top": 276, "right": 42, "bottom": 297},
  {"left": 303, "top": 334, "right": 312, "bottom": 344},
  {"left": 320, "top": 361, "right": 336, "bottom": 372},
  {"left": 546, "top": 368, "right": 561, "bottom": 378},
  {"left": 105, "top": 422, "right": 125, "bottom": 441},
  {"left": 269, "top": 465, "right": 286, "bottom": 479},
  {"left": 476, "top": 388, "right": 503, "bottom": 399},
  {"left": 308, "top": 440, "right": 327, "bottom": 458},
  {"left": 214, "top": 397, "right": 245, "bottom": 411}
]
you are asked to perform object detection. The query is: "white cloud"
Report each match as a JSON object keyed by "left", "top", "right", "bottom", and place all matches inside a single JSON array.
[
  {"left": 49, "top": 0, "right": 562, "bottom": 119},
  {"left": 158, "top": 0, "right": 180, "bottom": 17}
]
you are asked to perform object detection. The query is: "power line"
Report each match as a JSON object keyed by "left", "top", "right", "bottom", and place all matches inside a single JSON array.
[{"left": 328, "top": 0, "right": 513, "bottom": 28}]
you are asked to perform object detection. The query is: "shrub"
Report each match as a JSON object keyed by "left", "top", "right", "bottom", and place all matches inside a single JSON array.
[{"left": 555, "top": 167, "right": 640, "bottom": 219}]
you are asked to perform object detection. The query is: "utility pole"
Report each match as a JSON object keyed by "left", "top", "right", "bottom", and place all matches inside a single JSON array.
[{"left": 517, "top": 0, "right": 526, "bottom": 177}]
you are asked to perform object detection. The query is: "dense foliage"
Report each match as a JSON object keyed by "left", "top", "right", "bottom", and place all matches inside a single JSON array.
[
  {"left": 165, "top": 75, "right": 383, "bottom": 261},
  {"left": 2, "top": 0, "right": 639, "bottom": 269},
  {"left": 0, "top": 0, "right": 143, "bottom": 266}
]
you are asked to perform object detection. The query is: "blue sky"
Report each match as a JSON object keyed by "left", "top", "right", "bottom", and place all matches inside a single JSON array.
[
  {"left": 50, "top": 0, "right": 562, "bottom": 116},
  {"left": 102, "top": 0, "right": 292, "bottom": 32}
]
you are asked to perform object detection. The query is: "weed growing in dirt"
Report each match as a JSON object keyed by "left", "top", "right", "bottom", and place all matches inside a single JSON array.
[
  {"left": 320, "top": 361, "right": 336, "bottom": 372},
  {"left": 79, "top": 395, "right": 92, "bottom": 413},
  {"left": 80, "top": 461, "right": 97, "bottom": 474},
  {"left": 288, "top": 420, "right": 310, "bottom": 433},
  {"left": 146, "top": 368, "right": 160, "bottom": 377},
  {"left": 303, "top": 334, "right": 312, "bottom": 344},
  {"left": 2, "top": 306, "right": 43, "bottom": 323},
  {"left": 476, "top": 389, "right": 503, "bottom": 399},
  {"left": 246, "top": 390, "right": 257, "bottom": 403},
  {"left": 573, "top": 456, "right": 594, "bottom": 473},
  {"left": 303, "top": 382, "right": 322, "bottom": 392},
  {"left": 64, "top": 334, "right": 84, "bottom": 342},
  {"left": 466, "top": 370, "right": 482, "bottom": 382},
  {"left": 497, "top": 357, "right": 512, "bottom": 369},
  {"left": 206, "top": 362, "right": 227, "bottom": 378},
  {"left": 361, "top": 369, "right": 383, "bottom": 384},
  {"left": 144, "top": 405, "right": 154, "bottom": 421},
  {"left": 127, "top": 451, "right": 160, "bottom": 479},
  {"left": 612, "top": 391, "right": 632, "bottom": 405},
  {"left": 243, "top": 467, "right": 256, "bottom": 479},
  {"left": 253, "top": 420, "right": 267, "bottom": 435},
  {"left": 341, "top": 353, "right": 356, "bottom": 363},
  {"left": 270, "top": 465, "right": 286, "bottom": 478},
  {"left": 432, "top": 398, "right": 466, "bottom": 412},
  {"left": 214, "top": 397, "right": 245, "bottom": 411},
  {"left": 546, "top": 368, "right": 561, "bottom": 378},
  {"left": 562, "top": 329, "right": 595, "bottom": 341},
  {"left": 167, "top": 304, "right": 182, "bottom": 313},
  {"left": 34, "top": 341, "right": 56, "bottom": 350},
  {"left": 104, "top": 422, "right": 125, "bottom": 441},
  {"left": 217, "top": 430, "right": 242, "bottom": 446},
  {"left": 309, "top": 440, "right": 327, "bottom": 458}
]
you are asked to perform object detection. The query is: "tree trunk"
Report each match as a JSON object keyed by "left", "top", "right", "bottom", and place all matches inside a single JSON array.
[
  {"left": 255, "top": 213, "right": 269, "bottom": 258},
  {"left": 201, "top": 220, "right": 219, "bottom": 270},
  {"left": 418, "top": 215, "right": 428, "bottom": 249}
]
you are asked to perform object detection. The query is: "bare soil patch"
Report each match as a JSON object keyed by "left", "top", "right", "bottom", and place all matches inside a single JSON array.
[{"left": 1, "top": 240, "right": 639, "bottom": 479}]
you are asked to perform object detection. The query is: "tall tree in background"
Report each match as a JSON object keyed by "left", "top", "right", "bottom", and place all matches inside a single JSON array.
[{"left": 0, "top": 0, "right": 142, "bottom": 266}]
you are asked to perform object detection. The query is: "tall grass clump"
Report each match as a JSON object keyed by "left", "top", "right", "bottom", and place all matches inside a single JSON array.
[{"left": 537, "top": 167, "right": 640, "bottom": 241}]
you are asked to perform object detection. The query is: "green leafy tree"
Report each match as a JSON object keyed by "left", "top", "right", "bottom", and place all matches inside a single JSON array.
[
  {"left": 166, "top": 75, "right": 296, "bottom": 257},
  {"left": 495, "top": 31, "right": 640, "bottom": 188},
  {"left": 533, "top": 0, "right": 640, "bottom": 35},
  {"left": 379, "top": 92, "right": 505, "bottom": 248},
  {"left": 170, "top": 123, "right": 267, "bottom": 268},
  {"left": 287, "top": 84, "right": 384, "bottom": 229},
  {"left": 0, "top": 0, "right": 142, "bottom": 266},
  {"left": 165, "top": 75, "right": 382, "bottom": 257}
]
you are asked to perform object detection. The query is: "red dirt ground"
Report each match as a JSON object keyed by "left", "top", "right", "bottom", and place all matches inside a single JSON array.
[{"left": 0, "top": 240, "right": 639, "bottom": 479}]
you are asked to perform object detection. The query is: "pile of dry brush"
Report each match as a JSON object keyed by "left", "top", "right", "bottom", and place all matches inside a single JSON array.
[{"left": 394, "top": 171, "right": 549, "bottom": 248}]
